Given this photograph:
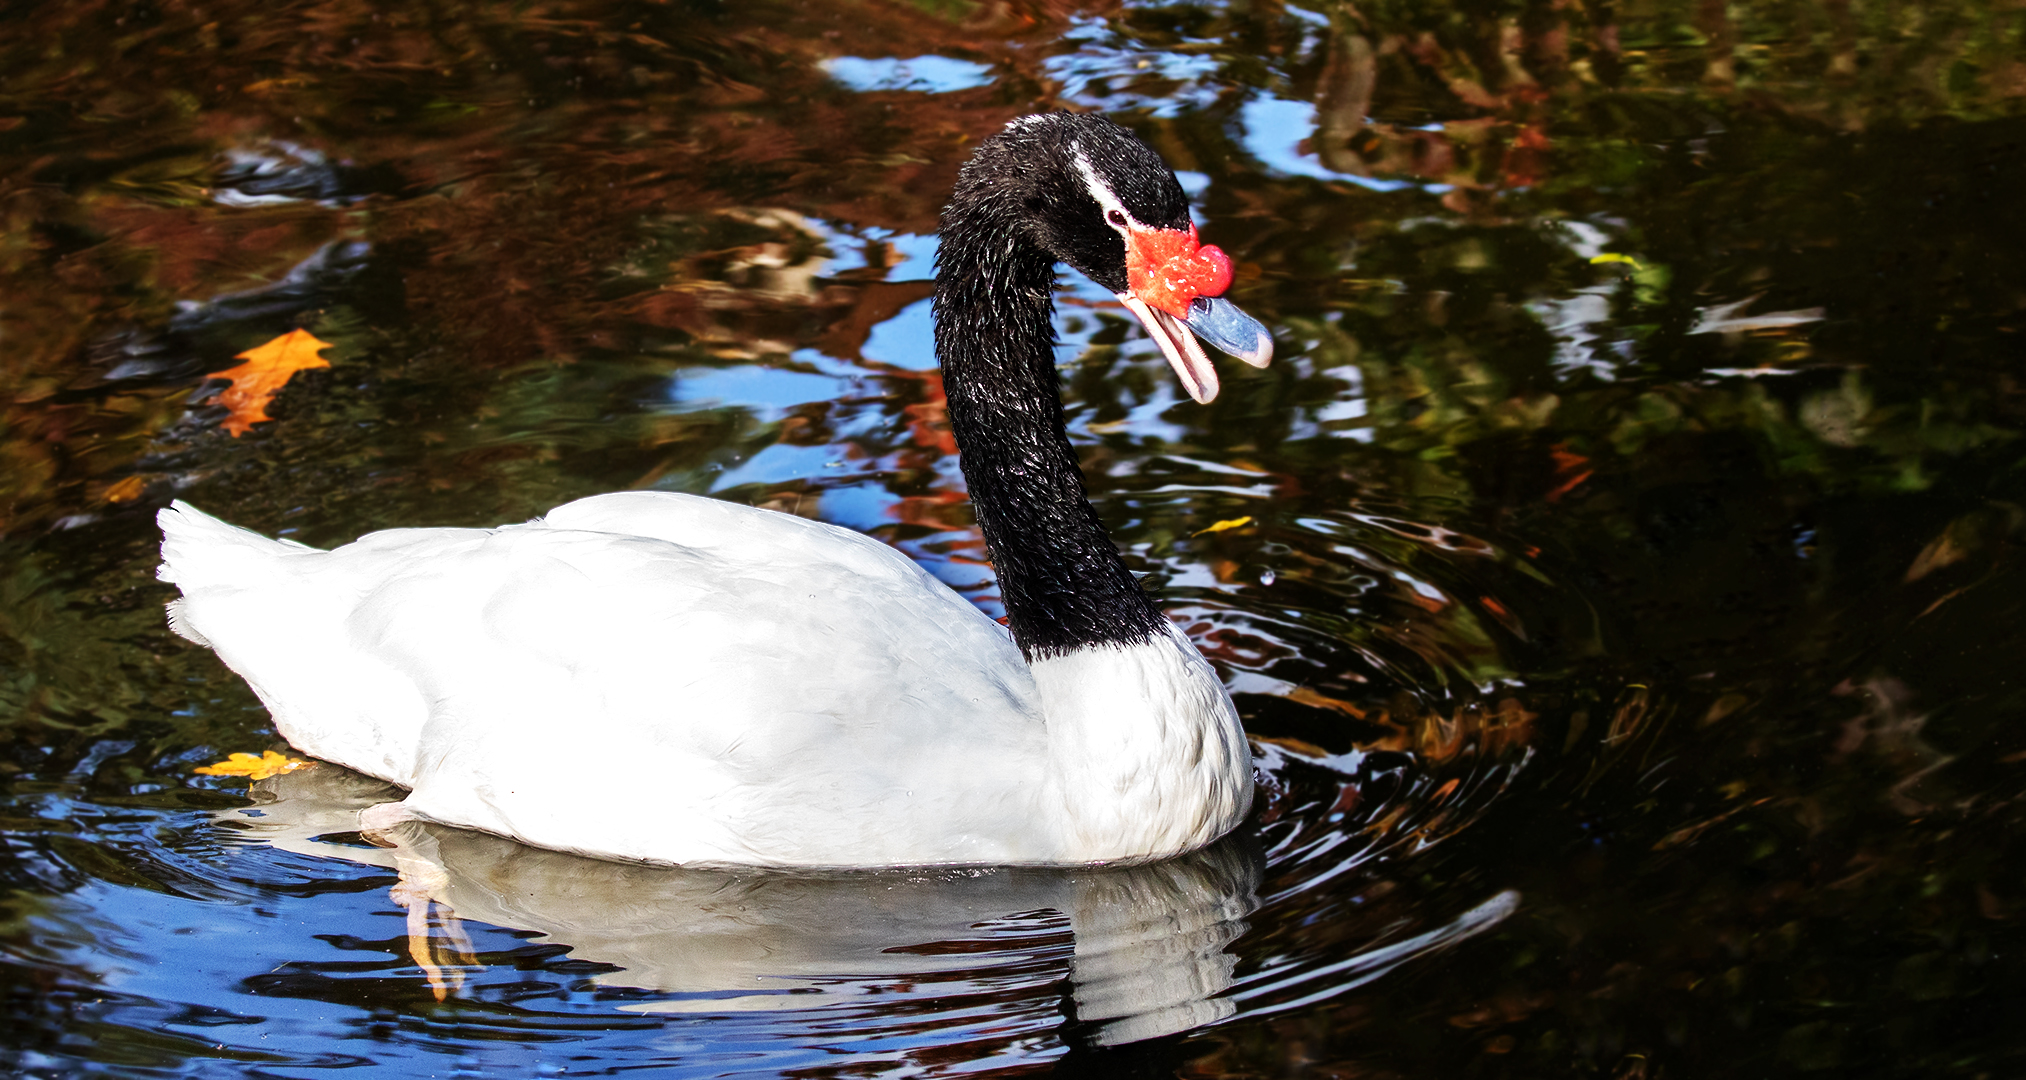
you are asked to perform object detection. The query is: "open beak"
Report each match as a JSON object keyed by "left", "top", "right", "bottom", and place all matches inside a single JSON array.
[
  {"left": 1117, "top": 295, "right": 1276, "bottom": 404},
  {"left": 1119, "top": 227, "right": 1275, "bottom": 405}
]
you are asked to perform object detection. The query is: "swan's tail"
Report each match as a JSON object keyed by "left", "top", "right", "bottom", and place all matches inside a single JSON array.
[
  {"left": 155, "top": 501, "right": 426, "bottom": 785},
  {"left": 158, "top": 501, "right": 316, "bottom": 645},
  {"left": 158, "top": 501, "right": 310, "bottom": 584}
]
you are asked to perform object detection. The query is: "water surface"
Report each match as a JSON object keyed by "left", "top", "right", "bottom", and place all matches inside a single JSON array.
[{"left": 3, "top": 1, "right": 2023, "bottom": 1076}]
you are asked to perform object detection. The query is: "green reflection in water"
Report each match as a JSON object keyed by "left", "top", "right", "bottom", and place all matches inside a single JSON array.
[{"left": 2, "top": 0, "right": 2023, "bottom": 1076}]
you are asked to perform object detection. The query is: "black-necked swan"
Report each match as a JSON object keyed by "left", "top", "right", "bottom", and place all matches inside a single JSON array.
[{"left": 158, "top": 112, "right": 1276, "bottom": 869}]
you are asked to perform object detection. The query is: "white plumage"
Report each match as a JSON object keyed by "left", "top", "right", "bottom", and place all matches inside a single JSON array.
[{"left": 160, "top": 491, "right": 1251, "bottom": 867}]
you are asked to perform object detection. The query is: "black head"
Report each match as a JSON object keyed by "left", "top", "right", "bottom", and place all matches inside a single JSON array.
[
  {"left": 951, "top": 112, "right": 1192, "bottom": 295},
  {"left": 931, "top": 113, "right": 1274, "bottom": 656}
]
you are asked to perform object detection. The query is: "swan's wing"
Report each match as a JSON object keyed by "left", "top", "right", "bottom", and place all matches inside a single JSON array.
[
  {"left": 393, "top": 518, "right": 1047, "bottom": 866},
  {"left": 167, "top": 493, "right": 1051, "bottom": 866}
]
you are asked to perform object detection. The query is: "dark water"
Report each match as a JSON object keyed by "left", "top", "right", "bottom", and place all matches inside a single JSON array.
[{"left": 4, "top": 1, "right": 2023, "bottom": 1076}]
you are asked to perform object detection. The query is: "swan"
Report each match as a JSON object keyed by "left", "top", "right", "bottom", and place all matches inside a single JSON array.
[{"left": 158, "top": 111, "right": 1276, "bottom": 869}]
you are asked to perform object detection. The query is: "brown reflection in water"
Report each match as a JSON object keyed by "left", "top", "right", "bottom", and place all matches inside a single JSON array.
[
  {"left": 0, "top": 0, "right": 1081, "bottom": 532},
  {"left": 6, "top": 0, "right": 2023, "bottom": 1074}
]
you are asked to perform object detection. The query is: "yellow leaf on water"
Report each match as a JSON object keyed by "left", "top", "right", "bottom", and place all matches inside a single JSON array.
[
  {"left": 1192, "top": 515, "right": 1253, "bottom": 537},
  {"left": 205, "top": 329, "right": 334, "bottom": 437},
  {"left": 195, "top": 750, "right": 312, "bottom": 780},
  {"left": 95, "top": 476, "right": 147, "bottom": 504}
]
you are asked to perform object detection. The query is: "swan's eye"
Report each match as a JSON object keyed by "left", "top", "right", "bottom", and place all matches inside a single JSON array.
[{"left": 1106, "top": 209, "right": 1128, "bottom": 229}]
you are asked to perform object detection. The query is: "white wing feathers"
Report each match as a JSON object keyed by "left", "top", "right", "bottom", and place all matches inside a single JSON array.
[{"left": 159, "top": 493, "right": 1056, "bottom": 866}]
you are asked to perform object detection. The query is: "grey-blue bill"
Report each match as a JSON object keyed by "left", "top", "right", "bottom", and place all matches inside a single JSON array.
[{"left": 1184, "top": 296, "right": 1274, "bottom": 369}]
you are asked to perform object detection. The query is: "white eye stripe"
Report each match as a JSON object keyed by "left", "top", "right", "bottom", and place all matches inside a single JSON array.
[{"left": 1070, "top": 148, "right": 1146, "bottom": 238}]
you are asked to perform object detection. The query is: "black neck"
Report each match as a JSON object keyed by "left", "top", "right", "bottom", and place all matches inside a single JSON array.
[{"left": 933, "top": 194, "right": 1169, "bottom": 660}]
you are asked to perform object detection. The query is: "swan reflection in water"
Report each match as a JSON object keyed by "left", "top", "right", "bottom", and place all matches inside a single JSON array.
[
  {"left": 219, "top": 760, "right": 1521, "bottom": 1050},
  {"left": 221, "top": 764, "right": 1259, "bottom": 1046}
]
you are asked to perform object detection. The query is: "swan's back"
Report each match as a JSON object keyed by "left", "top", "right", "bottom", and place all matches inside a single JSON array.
[{"left": 161, "top": 492, "right": 1052, "bottom": 866}]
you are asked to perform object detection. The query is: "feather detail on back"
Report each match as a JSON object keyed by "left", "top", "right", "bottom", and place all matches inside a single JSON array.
[{"left": 161, "top": 493, "right": 1079, "bottom": 866}]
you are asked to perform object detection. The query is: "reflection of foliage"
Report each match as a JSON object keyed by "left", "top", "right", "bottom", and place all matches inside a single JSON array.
[
  {"left": 1068, "top": 4, "right": 2026, "bottom": 1074},
  {"left": 0, "top": 556, "right": 149, "bottom": 732},
  {"left": 1, "top": 0, "right": 2023, "bottom": 1076},
  {"left": 0, "top": 0, "right": 1035, "bottom": 534},
  {"left": 0, "top": 543, "right": 267, "bottom": 749}
]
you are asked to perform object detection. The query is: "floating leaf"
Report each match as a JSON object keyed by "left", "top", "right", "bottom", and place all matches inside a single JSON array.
[
  {"left": 1192, "top": 516, "right": 1253, "bottom": 537},
  {"left": 195, "top": 750, "right": 312, "bottom": 779},
  {"left": 94, "top": 476, "right": 146, "bottom": 504},
  {"left": 205, "top": 329, "right": 333, "bottom": 437}
]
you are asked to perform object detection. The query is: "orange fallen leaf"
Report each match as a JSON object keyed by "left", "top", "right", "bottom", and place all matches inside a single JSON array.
[
  {"left": 1192, "top": 515, "right": 1253, "bottom": 537},
  {"left": 95, "top": 476, "right": 147, "bottom": 503},
  {"left": 195, "top": 750, "right": 312, "bottom": 779},
  {"left": 206, "top": 329, "right": 333, "bottom": 436}
]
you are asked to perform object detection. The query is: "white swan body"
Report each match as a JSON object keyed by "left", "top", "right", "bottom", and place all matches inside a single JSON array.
[
  {"left": 161, "top": 491, "right": 1251, "bottom": 867},
  {"left": 161, "top": 112, "right": 1275, "bottom": 868}
]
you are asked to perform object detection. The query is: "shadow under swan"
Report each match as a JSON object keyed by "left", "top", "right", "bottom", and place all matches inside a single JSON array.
[{"left": 219, "top": 764, "right": 1263, "bottom": 1047}]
